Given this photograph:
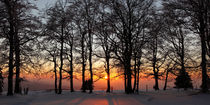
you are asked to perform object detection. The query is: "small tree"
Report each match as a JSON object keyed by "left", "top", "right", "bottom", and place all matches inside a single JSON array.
[
  {"left": 174, "top": 72, "right": 193, "bottom": 90},
  {"left": 83, "top": 79, "right": 94, "bottom": 91}
]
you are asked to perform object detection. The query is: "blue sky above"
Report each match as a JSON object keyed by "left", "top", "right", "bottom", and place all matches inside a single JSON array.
[
  {"left": 33, "top": 0, "right": 161, "bottom": 10},
  {"left": 32, "top": 0, "right": 56, "bottom": 10},
  {"left": 29, "top": 0, "right": 57, "bottom": 16}
]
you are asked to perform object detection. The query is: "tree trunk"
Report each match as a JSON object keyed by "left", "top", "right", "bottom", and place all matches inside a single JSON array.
[
  {"left": 58, "top": 25, "right": 64, "bottom": 94},
  {"left": 133, "top": 53, "right": 137, "bottom": 92},
  {"left": 7, "top": 31, "right": 14, "bottom": 96},
  {"left": 204, "top": 0, "right": 210, "bottom": 58},
  {"left": 81, "top": 32, "right": 86, "bottom": 92},
  {"left": 125, "top": 32, "right": 133, "bottom": 94},
  {"left": 180, "top": 29, "right": 186, "bottom": 74},
  {"left": 199, "top": 10, "right": 208, "bottom": 93},
  {"left": 14, "top": 31, "right": 21, "bottom": 94},
  {"left": 106, "top": 56, "right": 110, "bottom": 93},
  {"left": 163, "top": 70, "right": 169, "bottom": 90},
  {"left": 0, "top": 69, "right": 3, "bottom": 93},
  {"left": 136, "top": 60, "right": 141, "bottom": 93},
  {"left": 154, "top": 72, "right": 159, "bottom": 90},
  {"left": 5, "top": 0, "right": 14, "bottom": 96},
  {"left": 89, "top": 30, "right": 93, "bottom": 93},
  {"left": 53, "top": 57, "right": 57, "bottom": 94},
  {"left": 153, "top": 52, "right": 159, "bottom": 90},
  {"left": 201, "top": 33, "right": 208, "bottom": 92},
  {"left": 70, "top": 45, "right": 74, "bottom": 92},
  {"left": 153, "top": 35, "right": 159, "bottom": 91},
  {"left": 153, "top": 56, "right": 159, "bottom": 90},
  {"left": 127, "top": 66, "right": 132, "bottom": 93},
  {"left": 125, "top": 61, "right": 132, "bottom": 94},
  {"left": 124, "top": 72, "right": 127, "bottom": 93}
]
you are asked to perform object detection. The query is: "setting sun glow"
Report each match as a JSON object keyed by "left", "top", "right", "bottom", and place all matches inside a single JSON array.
[{"left": 104, "top": 75, "right": 108, "bottom": 79}]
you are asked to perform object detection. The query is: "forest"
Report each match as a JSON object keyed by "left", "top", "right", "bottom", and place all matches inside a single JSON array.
[{"left": 0, "top": 0, "right": 210, "bottom": 97}]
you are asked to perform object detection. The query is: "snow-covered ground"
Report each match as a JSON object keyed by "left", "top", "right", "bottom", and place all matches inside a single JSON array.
[{"left": 0, "top": 90, "right": 210, "bottom": 105}]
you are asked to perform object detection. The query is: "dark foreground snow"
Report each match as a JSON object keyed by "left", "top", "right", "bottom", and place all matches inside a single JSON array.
[{"left": 0, "top": 90, "right": 210, "bottom": 105}]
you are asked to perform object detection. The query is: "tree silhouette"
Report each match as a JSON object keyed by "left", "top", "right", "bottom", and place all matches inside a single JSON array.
[
  {"left": 163, "top": 0, "right": 209, "bottom": 92},
  {"left": 44, "top": 0, "right": 72, "bottom": 94}
]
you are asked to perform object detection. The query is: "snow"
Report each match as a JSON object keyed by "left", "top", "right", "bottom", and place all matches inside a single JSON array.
[{"left": 0, "top": 90, "right": 210, "bottom": 105}]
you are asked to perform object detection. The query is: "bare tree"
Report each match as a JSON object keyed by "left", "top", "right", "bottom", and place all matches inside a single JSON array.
[
  {"left": 95, "top": 1, "right": 115, "bottom": 92},
  {"left": 105, "top": 0, "right": 153, "bottom": 94},
  {"left": 163, "top": 0, "right": 209, "bottom": 92},
  {"left": 84, "top": 0, "right": 98, "bottom": 93},
  {"left": 41, "top": 41, "right": 59, "bottom": 93},
  {"left": 74, "top": 0, "right": 98, "bottom": 93},
  {"left": 65, "top": 21, "right": 76, "bottom": 92},
  {"left": 66, "top": 29, "right": 75, "bottom": 92},
  {"left": 44, "top": 0, "right": 71, "bottom": 94},
  {"left": 72, "top": 0, "right": 89, "bottom": 92},
  {"left": 144, "top": 11, "right": 167, "bottom": 91},
  {"left": 0, "top": 0, "right": 41, "bottom": 95},
  {"left": 162, "top": 6, "right": 193, "bottom": 89},
  {"left": 1, "top": 0, "right": 15, "bottom": 96},
  {"left": 14, "top": 0, "right": 39, "bottom": 94},
  {"left": 163, "top": 60, "right": 177, "bottom": 90},
  {"left": 132, "top": 28, "right": 148, "bottom": 93}
]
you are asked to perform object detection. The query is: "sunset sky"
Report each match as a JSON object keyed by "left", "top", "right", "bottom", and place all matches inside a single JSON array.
[
  {"left": 0, "top": 0, "right": 208, "bottom": 94},
  {"left": 10, "top": 0, "right": 202, "bottom": 91}
]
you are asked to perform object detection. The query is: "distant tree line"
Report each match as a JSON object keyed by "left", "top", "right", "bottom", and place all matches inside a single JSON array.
[{"left": 0, "top": 0, "right": 209, "bottom": 96}]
